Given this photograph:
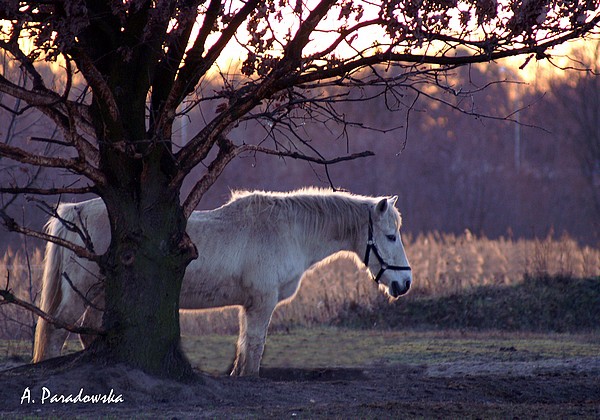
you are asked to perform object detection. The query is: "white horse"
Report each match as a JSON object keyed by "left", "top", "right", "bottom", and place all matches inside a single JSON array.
[{"left": 32, "top": 188, "right": 412, "bottom": 376}]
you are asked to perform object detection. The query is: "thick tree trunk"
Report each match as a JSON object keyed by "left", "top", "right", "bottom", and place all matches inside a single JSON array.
[{"left": 88, "top": 140, "right": 198, "bottom": 378}]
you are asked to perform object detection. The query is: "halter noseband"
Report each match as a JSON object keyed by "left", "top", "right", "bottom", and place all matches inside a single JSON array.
[{"left": 364, "top": 212, "right": 412, "bottom": 284}]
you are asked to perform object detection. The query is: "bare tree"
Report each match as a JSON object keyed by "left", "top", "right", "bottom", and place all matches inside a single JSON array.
[{"left": 0, "top": 1, "right": 598, "bottom": 378}]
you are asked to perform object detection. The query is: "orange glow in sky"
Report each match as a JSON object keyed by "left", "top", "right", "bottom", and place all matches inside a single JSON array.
[{"left": 1, "top": 2, "right": 597, "bottom": 92}]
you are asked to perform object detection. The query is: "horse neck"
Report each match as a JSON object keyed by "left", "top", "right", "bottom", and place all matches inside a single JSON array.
[{"left": 295, "top": 209, "right": 367, "bottom": 265}]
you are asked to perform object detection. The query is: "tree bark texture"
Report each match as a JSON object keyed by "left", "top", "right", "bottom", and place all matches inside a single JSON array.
[{"left": 92, "top": 155, "right": 197, "bottom": 378}]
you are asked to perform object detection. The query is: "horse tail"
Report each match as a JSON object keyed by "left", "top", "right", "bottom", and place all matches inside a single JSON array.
[{"left": 32, "top": 210, "right": 68, "bottom": 363}]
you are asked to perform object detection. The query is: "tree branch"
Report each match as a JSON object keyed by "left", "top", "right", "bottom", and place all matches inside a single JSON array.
[
  {"left": 70, "top": 53, "right": 119, "bottom": 122},
  {"left": 62, "top": 272, "right": 104, "bottom": 312},
  {"left": 294, "top": 15, "right": 600, "bottom": 87},
  {"left": 284, "top": 0, "right": 339, "bottom": 62},
  {"left": 240, "top": 145, "right": 375, "bottom": 165},
  {"left": 1, "top": 277, "right": 103, "bottom": 337},
  {"left": 0, "top": 209, "right": 100, "bottom": 263},
  {"left": 0, "top": 142, "right": 105, "bottom": 186},
  {"left": 0, "top": 185, "right": 96, "bottom": 195},
  {"left": 182, "top": 136, "right": 374, "bottom": 215},
  {"left": 0, "top": 37, "right": 47, "bottom": 91},
  {"left": 0, "top": 73, "right": 63, "bottom": 108},
  {"left": 173, "top": 0, "right": 344, "bottom": 187},
  {"left": 183, "top": 136, "right": 240, "bottom": 217},
  {"left": 307, "top": 18, "right": 385, "bottom": 61},
  {"left": 164, "top": 0, "right": 259, "bottom": 117},
  {"left": 150, "top": 0, "right": 202, "bottom": 133}
]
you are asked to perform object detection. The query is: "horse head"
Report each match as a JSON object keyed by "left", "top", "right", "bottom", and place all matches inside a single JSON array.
[{"left": 364, "top": 196, "right": 412, "bottom": 299}]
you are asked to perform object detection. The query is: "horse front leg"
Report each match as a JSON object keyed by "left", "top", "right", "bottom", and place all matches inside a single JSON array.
[
  {"left": 78, "top": 294, "right": 104, "bottom": 348},
  {"left": 231, "top": 299, "right": 277, "bottom": 377}
]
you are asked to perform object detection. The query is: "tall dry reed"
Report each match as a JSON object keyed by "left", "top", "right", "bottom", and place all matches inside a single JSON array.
[
  {"left": 0, "top": 245, "right": 43, "bottom": 348},
  {"left": 1, "top": 233, "right": 598, "bottom": 339}
]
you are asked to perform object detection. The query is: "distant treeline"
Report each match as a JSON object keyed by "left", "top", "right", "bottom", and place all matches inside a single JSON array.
[{"left": 197, "top": 62, "right": 598, "bottom": 245}]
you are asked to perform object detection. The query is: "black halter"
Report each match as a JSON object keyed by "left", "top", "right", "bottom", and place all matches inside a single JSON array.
[{"left": 364, "top": 212, "right": 412, "bottom": 284}]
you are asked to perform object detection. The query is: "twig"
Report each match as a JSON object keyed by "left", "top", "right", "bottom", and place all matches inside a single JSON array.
[
  {"left": 240, "top": 145, "right": 375, "bottom": 164},
  {"left": 27, "top": 196, "right": 96, "bottom": 254},
  {"left": 62, "top": 272, "right": 104, "bottom": 312},
  {"left": 29, "top": 136, "right": 72, "bottom": 147}
]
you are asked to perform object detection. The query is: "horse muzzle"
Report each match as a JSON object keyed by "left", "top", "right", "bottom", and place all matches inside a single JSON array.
[{"left": 390, "top": 279, "right": 411, "bottom": 298}]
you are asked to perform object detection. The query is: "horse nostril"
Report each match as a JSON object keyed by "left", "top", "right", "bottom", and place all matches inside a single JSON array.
[
  {"left": 391, "top": 280, "right": 411, "bottom": 297},
  {"left": 391, "top": 281, "right": 401, "bottom": 296}
]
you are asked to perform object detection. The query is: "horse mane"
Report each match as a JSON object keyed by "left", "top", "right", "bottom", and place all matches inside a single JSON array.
[{"left": 225, "top": 187, "right": 401, "bottom": 241}]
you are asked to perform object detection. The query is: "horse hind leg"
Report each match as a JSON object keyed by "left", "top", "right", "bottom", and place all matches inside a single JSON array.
[
  {"left": 230, "top": 309, "right": 248, "bottom": 376},
  {"left": 231, "top": 298, "right": 277, "bottom": 377}
]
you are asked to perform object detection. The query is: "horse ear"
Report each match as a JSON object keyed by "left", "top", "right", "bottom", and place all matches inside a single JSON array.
[
  {"left": 389, "top": 195, "right": 398, "bottom": 207},
  {"left": 375, "top": 198, "right": 388, "bottom": 214}
]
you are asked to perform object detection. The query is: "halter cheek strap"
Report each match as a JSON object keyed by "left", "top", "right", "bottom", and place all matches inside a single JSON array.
[{"left": 364, "top": 212, "right": 412, "bottom": 284}]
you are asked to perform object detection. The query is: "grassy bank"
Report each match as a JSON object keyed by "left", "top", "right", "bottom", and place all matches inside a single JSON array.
[{"left": 335, "top": 274, "right": 600, "bottom": 332}]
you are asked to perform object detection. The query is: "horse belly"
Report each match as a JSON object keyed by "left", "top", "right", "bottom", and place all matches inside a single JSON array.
[
  {"left": 179, "top": 263, "right": 244, "bottom": 310},
  {"left": 275, "top": 262, "right": 307, "bottom": 303}
]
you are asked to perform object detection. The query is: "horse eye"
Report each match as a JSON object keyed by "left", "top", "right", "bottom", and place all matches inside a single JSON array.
[{"left": 386, "top": 234, "right": 397, "bottom": 242}]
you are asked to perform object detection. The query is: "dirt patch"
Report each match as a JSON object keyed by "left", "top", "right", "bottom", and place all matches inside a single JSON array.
[
  {"left": 260, "top": 366, "right": 368, "bottom": 382},
  {"left": 1, "top": 356, "right": 598, "bottom": 418},
  {"left": 425, "top": 356, "right": 600, "bottom": 377}
]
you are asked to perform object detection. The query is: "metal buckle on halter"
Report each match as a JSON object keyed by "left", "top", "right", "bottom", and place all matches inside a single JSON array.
[{"left": 364, "top": 211, "right": 411, "bottom": 284}]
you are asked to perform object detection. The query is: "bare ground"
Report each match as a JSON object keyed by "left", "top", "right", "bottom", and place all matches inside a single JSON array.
[{"left": 1, "top": 355, "right": 599, "bottom": 418}]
